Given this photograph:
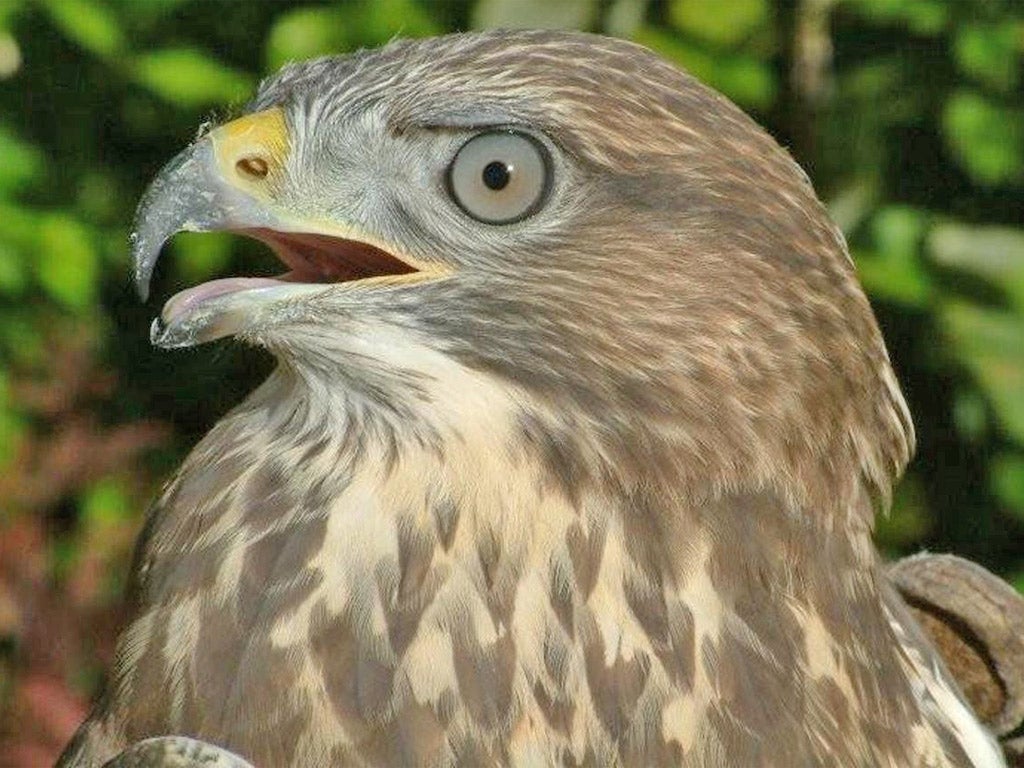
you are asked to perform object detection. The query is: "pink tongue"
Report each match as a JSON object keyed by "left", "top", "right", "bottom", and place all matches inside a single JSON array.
[{"left": 162, "top": 277, "right": 285, "bottom": 323}]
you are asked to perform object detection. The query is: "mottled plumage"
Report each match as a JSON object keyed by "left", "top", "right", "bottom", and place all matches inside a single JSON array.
[{"left": 61, "top": 31, "right": 1002, "bottom": 767}]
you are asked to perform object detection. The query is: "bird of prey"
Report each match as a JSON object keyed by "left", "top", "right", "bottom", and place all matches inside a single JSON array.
[{"left": 60, "top": 30, "right": 1005, "bottom": 767}]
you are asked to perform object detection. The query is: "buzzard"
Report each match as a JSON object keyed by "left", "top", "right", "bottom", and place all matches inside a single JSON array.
[{"left": 60, "top": 31, "right": 1005, "bottom": 767}]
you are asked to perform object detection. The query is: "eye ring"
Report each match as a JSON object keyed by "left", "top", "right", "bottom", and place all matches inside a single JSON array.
[{"left": 446, "top": 130, "right": 552, "bottom": 225}]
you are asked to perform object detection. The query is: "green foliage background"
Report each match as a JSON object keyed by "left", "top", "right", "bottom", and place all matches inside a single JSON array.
[{"left": 0, "top": 0, "right": 1022, "bottom": 759}]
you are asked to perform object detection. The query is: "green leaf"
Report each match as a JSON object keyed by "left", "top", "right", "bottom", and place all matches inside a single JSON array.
[
  {"left": 0, "top": 31, "right": 21, "bottom": 79},
  {"left": 952, "top": 389, "right": 988, "bottom": 442},
  {"left": 0, "top": 404, "right": 25, "bottom": 469},
  {"left": 634, "top": 26, "right": 715, "bottom": 80},
  {"left": 846, "top": 0, "right": 948, "bottom": 36},
  {"left": 0, "top": 1, "right": 25, "bottom": 29},
  {"left": 0, "top": 367, "right": 24, "bottom": 468},
  {"left": 101, "top": 227, "right": 131, "bottom": 267},
  {"left": 0, "top": 202, "right": 40, "bottom": 250},
  {"left": 992, "top": 453, "right": 1024, "bottom": 520},
  {"left": 942, "top": 302, "right": 1024, "bottom": 443},
  {"left": 42, "top": 0, "right": 124, "bottom": 59},
  {"left": 107, "top": 0, "right": 190, "bottom": 21},
  {"left": 954, "top": 24, "right": 1020, "bottom": 92},
  {"left": 855, "top": 206, "right": 932, "bottom": 308},
  {"left": 605, "top": 0, "right": 647, "bottom": 37},
  {"left": 827, "top": 178, "right": 880, "bottom": 236},
  {"left": 0, "top": 308, "right": 43, "bottom": 365},
  {"left": 358, "top": 0, "right": 440, "bottom": 42},
  {"left": 81, "top": 477, "right": 133, "bottom": 526},
  {"left": 34, "top": 213, "right": 99, "bottom": 310},
  {"left": 929, "top": 222, "right": 1024, "bottom": 275},
  {"left": 929, "top": 221, "right": 1024, "bottom": 311},
  {"left": 0, "top": 241, "right": 25, "bottom": 295},
  {"left": 669, "top": 0, "right": 768, "bottom": 47},
  {"left": 872, "top": 205, "right": 927, "bottom": 260},
  {"left": 265, "top": 6, "right": 346, "bottom": 72},
  {"left": 942, "top": 90, "right": 1024, "bottom": 186},
  {"left": 712, "top": 55, "right": 775, "bottom": 110},
  {"left": 855, "top": 248, "right": 932, "bottom": 307},
  {"left": 132, "top": 48, "right": 254, "bottom": 107},
  {"left": 472, "top": 0, "right": 595, "bottom": 30},
  {"left": 0, "top": 123, "right": 43, "bottom": 193},
  {"left": 75, "top": 171, "right": 120, "bottom": 222},
  {"left": 632, "top": 27, "right": 775, "bottom": 109}
]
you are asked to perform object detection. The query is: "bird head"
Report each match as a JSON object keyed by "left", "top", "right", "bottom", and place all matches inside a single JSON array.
[{"left": 132, "top": 30, "right": 912, "bottom": 518}]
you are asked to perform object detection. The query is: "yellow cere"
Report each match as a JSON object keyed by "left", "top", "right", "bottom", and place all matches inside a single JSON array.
[{"left": 211, "top": 107, "right": 290, "bottom": 198}]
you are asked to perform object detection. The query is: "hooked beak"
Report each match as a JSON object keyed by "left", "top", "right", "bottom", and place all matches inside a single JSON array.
[{"left": 131, "top": 108, "right": 441, "bottom": 349}]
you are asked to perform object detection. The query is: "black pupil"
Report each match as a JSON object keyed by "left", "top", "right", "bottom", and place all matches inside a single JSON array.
[{"left": 482, "top": 161, "right": 511, "bottom": 191}]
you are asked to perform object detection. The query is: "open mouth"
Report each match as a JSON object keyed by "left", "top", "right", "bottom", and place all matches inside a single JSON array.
[{"left": 161, "top": 228, "right": 421, "bottom": 325}]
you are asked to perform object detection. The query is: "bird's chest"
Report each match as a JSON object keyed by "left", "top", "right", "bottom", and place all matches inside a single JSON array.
[
  {"left": 233, "top": 457, "right": 665, "bottom": 766},
  {"left": 116, "top": 434, "right": 967, "bottom": 768},
  {"left": 127, "top": 441, "right": 700, "bottom": 766}
]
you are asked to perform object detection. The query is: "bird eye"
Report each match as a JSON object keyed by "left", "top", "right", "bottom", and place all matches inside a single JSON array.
[{"left": 447, "top": 131, "right": 551, "bottom": 224}]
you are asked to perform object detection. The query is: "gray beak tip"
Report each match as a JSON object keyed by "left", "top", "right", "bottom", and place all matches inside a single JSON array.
[
  {"left": 128, "top": 230, "right": 152, "bottom": 302},
  {"left": 130, "top": 138, "right": 274, "bottom": 312}
]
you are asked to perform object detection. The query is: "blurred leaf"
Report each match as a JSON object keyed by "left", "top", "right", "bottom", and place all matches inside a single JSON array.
[
  {"left": 854, "top": 250, "right": 932, "bottom": 307},
  {"left": 929, "top": 221, "right": 1024, "bottom": 310},
  {"left": 34, "top": 214, "right": 99, "bottom": 310},
  {"left": 0, "top": 0, "right": 25, "bottom": 29},
  {"left": 0, "top": 368, "right": 24, "bottom": 468},
  {"left": 0, "top": 31, "right": 21, "bottom": 79},
  {"left": 954, "top": 24, "right": 1020, "bottom": 92},
  {"left": 473, "top": 0, "right": 595, "bottom": 30},
  {"left": 172, "top": 231, "right": 233, "bottom": 283},
  {"left": 635, "top": 26, "right": 714, "bottom": 78},
  {"left": 100, "top": 227, "right": 131, "bottom": 267},
  {"left": 872, "top": 205, "right": 927, "bottom": 260},
  {"left": 0, "top": 123, "right": 43, "bottom": 193},
  {"left": 845, "top": 0, "right": 948, "bottom": 36},
  {"left": 713, "top": 55, "right": 775, "bottom": 109},
  {"left": 942, "top": 302, "right": 1024, "bottom": 443},
  {"left": 0, "top": 202, "right": 40, "bottom": 251},
  {"left": 132, "top": 48, "right": 254, "bottom": 107},
  {"left": 0, "top": 405, "right": 25, "bottom": 469},
  {"left": 605, "top": 0, "right": 647, "bottom": 37},
  {"left": 827, "top": 178, "right": 880, "bottom": 235},
  {"left": 108, "top": 0, "right": 190, "bottom": 21},
  {"left": 41, "top": 0, "right": 124, "bottom": 59},
  {"left": 358, "top": 0, "right": 440, "bottom": 42},
  {"left": 992, "top": 453, "right": 1024, "bottom": 520},
  {"left": 81, "top": 477, "right": 132, "bottom": 526},
  {"left": 0, "top": 309, "right": 44, "bottom": 364},
  {"left": 838, "top": 58, "right": 920, "bottom": 126},
  {"left": 0, "top": 241, "right": 25, "bottom": 294},
  {"left": 856, "top": 205, "right": 932, "bottom": 307},
  {"left": 265, "top": 6, "right": 346, "bottom": 72},
  {"left": 75, "top": 172, "right": 120, "bottom": 222},
  {"left": 633, "top": 26, "right": 775, "bottom": 108},
  {"left": 669, "top": 0, "right": 767, "bottom": 47},
  {"left": 952, "top": 389, "right": 988, "bottom": 442},
  {"left": 942, "top": 90, "right": 1024, "bottom": 186}
]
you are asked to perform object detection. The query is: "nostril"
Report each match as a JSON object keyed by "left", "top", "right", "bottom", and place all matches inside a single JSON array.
[{"left": 236, "top": 155, "right": 270, "bottom": 179}]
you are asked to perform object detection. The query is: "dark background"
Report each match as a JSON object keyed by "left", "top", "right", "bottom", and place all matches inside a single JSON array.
[{"left": 1, "top": 0, "right": 1022, "bottom": 763}]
